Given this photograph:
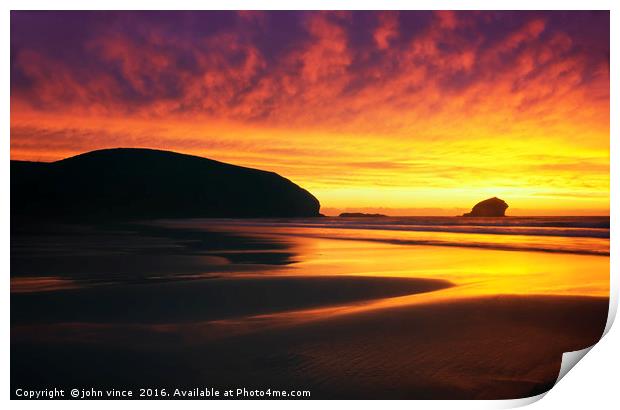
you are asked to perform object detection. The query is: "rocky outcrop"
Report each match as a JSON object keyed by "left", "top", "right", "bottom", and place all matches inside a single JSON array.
[
  {"left": 462, "top": 197, "right": 508, "bottom": 217},
  {"left": 11, "top": 148, "right": 321, "bottom": 220}
]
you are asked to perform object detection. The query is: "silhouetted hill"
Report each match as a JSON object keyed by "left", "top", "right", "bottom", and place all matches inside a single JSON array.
[
  {"left": 462, "top": 197, "right": 508, "bottom": 217},
  {"left": 11, "top": 148, "right": 321, "bottom": 220}
]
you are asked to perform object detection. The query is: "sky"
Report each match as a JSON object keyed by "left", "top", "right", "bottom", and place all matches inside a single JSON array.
[{"left": 10, "top": 11, "right": 609, "bottom": 215}]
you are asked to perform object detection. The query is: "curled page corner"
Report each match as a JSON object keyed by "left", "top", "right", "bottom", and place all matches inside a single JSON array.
[
  {"left": 603, "top": 271, "right": 618, "bottom": 337},
  {"left": 499, "top": 346, "right": 597, "bottom": 409},
  {"left": 520, "top": 290, "right": 617, "bottom": 406},
  {"left": 498, "top": 391, "right": 548, "bottom": 408},
  {"left": 555, "top": 346, "right": 594, "bottom": 384},
  {"left": 500, "top": 279, "right": 616, "bottom": 408}
]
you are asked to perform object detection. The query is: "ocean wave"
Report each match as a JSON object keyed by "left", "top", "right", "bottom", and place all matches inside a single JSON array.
[
  {"left": 300, "top": 234, "right": 610, "bottom": 256},
  {"left": 181, "top": 216, "right": 610, "bottom": 239},
  {"left": 152, "top": 216, "right": 610, "bottom": 256}
]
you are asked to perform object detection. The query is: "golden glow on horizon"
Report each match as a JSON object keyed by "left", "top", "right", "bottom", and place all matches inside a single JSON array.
[
  {"left": 10, "top": 109, "right": 609, "bottom": 215},
  {"left": 10, "top": 11, "right": 609, "bottom": 215}
]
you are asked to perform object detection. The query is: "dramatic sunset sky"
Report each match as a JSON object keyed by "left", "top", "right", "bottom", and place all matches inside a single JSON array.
[{"left": 10, "top": 11, "right": 609, "bottom": 215}]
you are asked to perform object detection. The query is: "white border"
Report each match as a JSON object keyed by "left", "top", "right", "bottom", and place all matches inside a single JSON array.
[{"left": 3, "top": 1, "right": 617, "bottom": 409}]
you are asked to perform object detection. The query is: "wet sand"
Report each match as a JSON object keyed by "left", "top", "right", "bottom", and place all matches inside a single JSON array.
[
  {"left": 10, "top": 220, "right": 610, "bottom": 399},
  {"left": 11, "top": 276, "right": 453, "bottom": 324},
  {"left": 11, "top": 294, "right": 607, "bottom": 399}
]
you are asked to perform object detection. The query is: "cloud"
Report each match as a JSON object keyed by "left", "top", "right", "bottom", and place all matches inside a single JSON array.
[
  {"left": 10, "top": 12, "right": 609, "bottom": 125},
  {"left": 10, "top": 11, "right": 610, "bottom": 213}
]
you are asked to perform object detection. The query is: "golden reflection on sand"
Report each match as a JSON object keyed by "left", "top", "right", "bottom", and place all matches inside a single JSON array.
[
  {"left": 220, "top": 230, "right": 609, "bottom": 328},
  {"left": 281, "top": 239, "right": 609, "bottom": 295},
  {"left": 12, "top": 224, "right": 610, "bottom": 344},
  {"left": 11, "top": 276, "right": 79, "bottom": 293}
]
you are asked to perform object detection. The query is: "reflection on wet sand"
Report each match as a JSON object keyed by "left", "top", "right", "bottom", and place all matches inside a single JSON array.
[
  {"left": 11, "top": 276, "right": 80, "bottom": 293},
  {"left": 10, "top": 219, "right": 610, "bottom": 399}
]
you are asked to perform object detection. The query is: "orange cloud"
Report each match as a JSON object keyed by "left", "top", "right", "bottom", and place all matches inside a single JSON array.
[{"left": 10, "top": 11, "right": 609, "bottom": 215}]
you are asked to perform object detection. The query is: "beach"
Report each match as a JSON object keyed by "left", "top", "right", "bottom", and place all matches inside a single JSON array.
[{"left": 10, "top": 217, "right": 610, "bottom": 399}]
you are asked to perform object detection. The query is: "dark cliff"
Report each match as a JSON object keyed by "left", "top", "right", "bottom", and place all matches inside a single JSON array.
[
  {"left": 11, "top": 148, "right": 321, "bottom": 220},
  {"left": 462, "top": 197, "right": 508, "bottom": 217}
]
